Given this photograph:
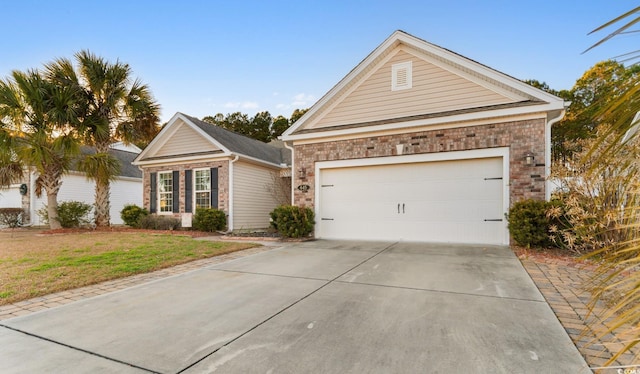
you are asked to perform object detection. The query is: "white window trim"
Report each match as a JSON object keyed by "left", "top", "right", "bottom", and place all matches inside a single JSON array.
[
  {"left": 391, "top": 61, "right": 412, "bottom": 91},
  {"left": 193, "top": 168, "right": 211, "bottom": 210},
  {"left": 158, "top": 171, "right": 174, "bottom": 214}
]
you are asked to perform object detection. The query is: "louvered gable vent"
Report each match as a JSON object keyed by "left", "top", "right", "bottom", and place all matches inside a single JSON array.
[{"left": 392, "top": 61, "right": 412, "bottom": 91}]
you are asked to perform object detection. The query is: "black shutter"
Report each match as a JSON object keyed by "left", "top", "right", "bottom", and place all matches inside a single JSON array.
[
  {"left": 211, "top": 168, "right": 218, "bottom": 209},
  {"left": 185, "top": 170, "right": 193, "bottom": 213},
  {"left": 172, "top": 171, "right": 179, "bottom": 212},
  {"left": 149, "top": 172, "right": 157, "bottom": 213}
]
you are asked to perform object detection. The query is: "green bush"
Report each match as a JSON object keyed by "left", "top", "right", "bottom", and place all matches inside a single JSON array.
[
  {"left": 0, "top": 208, "right": 24, "bottom": 228},
  {"left": 38, "top": 201, "right": 93, "bottom": 228},
  {"left": 120, "top": 204, "right": 149, "bottom": 228},
  {"left": 192, "top": 208, "right": 226, "bottom": 232},
  {"left": 270, "top": 205, "right": 315, "bottom": 238},
  {"left": 506, "top": 199, "right": 557, "bottom": 248},
  {"left": 138, "top": 214, "right": 181, "bottom": 230}
]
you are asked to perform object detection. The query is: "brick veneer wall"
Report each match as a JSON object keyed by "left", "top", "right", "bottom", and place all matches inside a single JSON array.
[
  {"left": 293, "top": 118, "right": 546, "bottom": 208},
  {"left": 142, "top": 160, "right": 230, "bottom": 216}
]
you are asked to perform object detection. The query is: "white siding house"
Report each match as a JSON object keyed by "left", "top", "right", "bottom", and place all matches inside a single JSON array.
[{"left": 0, "top": 144, "right": 143, "bottom": 226}]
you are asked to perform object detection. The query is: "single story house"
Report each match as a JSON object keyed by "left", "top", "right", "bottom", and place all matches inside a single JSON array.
[
  {"left": 132, "top": 113, "right": 291, "bottom": 231},
  {"left": 280, "top": 30, "right": 567, "bottom": 245},
  {"left": 0, "top": 142, "right": 143, "bottom": 226}
]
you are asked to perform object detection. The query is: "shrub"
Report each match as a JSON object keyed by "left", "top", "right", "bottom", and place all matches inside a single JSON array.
[
  {"left": 120, "top": 204, "right": 149, "bottom": 228},
  {"left": 0, "top": 208, "right": 24, "bottom": 228},
  {"left": 270, "top": 205, "right": 314, "bottom": 238},
  {"left": 507, "top": 199, "right": 556, "bottom": 248},
  {"left": 192, "top": 208, "right": 226, "bottom": 232},
  {"left": 38, "top": 201, "right": 93, "bottom": 228},
  {"left": 138, "top": 214, "right": 181, "bottom": 230}
]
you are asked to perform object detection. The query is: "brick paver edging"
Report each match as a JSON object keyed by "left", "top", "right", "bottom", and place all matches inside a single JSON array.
[
  {"left": 517, "top": 252, "right": 640, "bottom": 372},
  {"left": 0, "top": 244, "right": 274, "bottom": 321}
]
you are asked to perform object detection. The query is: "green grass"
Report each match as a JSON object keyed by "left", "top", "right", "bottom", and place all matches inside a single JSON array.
[{"left": 0, "top": 232, "right": 257, "bottom": 305}]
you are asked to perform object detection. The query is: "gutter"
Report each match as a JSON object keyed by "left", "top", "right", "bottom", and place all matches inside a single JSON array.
[
  {"left": 224, "top": 154, "right": 240, "bottom": 233},
  {"left": 283, "top": 141, "right": 295, "bottom": 205},
  {"left": 545, "top": 105, "right": 568, "bottom": 200}
]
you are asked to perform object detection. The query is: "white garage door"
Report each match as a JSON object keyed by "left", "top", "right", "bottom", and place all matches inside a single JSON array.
[{"left": 317, "top": 157, "right": 506, "bottom": 244}]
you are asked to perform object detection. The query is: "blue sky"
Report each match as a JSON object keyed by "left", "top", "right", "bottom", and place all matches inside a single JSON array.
[{"left": 1, "top": 1, "right": 637, "bottom": 123}]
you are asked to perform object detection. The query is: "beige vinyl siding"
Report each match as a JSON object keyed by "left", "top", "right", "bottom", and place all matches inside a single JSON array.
[
  {"left": 233, "top": 161, "right": 281, "bottom": 230},
  {"left": 311, "top": 49, "right": 512, "bottom": 129},
  {"left": 154, "top": 120, "right": 219, "bottom": 157}
]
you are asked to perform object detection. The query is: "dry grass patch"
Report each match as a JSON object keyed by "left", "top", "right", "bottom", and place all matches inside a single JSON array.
[{"left": 0, "top": 230, "right": 256, "bottom": 305}]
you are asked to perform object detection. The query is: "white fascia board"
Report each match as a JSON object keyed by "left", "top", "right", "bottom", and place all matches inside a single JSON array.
[
  {"left": 282, "top": 33, "right": 401, "bottom": 138},
  {"left": 282, "top": 31, "right": 564, "bottom": 139},
  {"left": 284, "top": 102, "right": 563, "bottom": 143},
  {"left": 395, "top": 32, "right": 564, "bottom": 104},
  {"left": 133, "top": 112, "right": 232, "bottom": 165},
  {"left": 134, "top": 154, "right": 234, "bottom": 167},
  {"left": 134, "top": 112, "right": 183, "bottom": 164},
  {"left": 235, "top": 154, "right": 287, "bottom": 169}
]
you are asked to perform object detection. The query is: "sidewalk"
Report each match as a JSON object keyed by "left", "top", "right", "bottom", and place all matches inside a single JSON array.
[{"left": 517, "top": 250, "right": 640, "bottom": 372}]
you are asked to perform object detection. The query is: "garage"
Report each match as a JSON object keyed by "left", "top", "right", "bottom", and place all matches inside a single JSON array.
[{"left": 317, "top": 156, "right": 507, "bottom": 244}]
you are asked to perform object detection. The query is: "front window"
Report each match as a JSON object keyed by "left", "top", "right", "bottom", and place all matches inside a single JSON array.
[
  {"left": 159, "top": 171, "right": 173, "bottom": 213},
  {"left": 195, "top": 169, "right": 211, "bottom": 209}
]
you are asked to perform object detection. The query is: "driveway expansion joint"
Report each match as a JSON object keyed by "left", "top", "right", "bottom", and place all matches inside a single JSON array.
[
  {"left": 0, "top": 324, "right": 159, "bottom": 374},
  {"left": 176, "top": 241, "right": 398, "bottom": 373},
  {"left": 335, "top": 279, "right": 548, "bottom": 303}
]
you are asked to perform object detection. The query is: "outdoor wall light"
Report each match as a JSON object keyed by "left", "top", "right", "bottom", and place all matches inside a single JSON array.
[
  {"left": 524, "top": 152, "right": 535, "bottom": 166},
  {"left": 298, "top": 167, "right": 307, "bottom": 179}
]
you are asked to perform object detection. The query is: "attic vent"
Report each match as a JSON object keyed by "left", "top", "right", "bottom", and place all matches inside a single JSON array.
[{"left": 392, "top": 61, "right": 412, "bottom": 91}]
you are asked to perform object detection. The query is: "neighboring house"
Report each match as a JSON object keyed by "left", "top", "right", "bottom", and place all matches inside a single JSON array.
[
  {"left": 132, "top": 112, "right": 291, "bottom": 231},
  {"left": 0, "top": 143, "right": 143, "bottom": 226},
  {"left": 280, "top": 30, "right": 567, "bottom": 245}
]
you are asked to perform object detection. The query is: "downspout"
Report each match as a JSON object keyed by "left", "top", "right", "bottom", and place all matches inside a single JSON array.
[
  {"left": 545, "top": 106, "right": 568, "bottom": 200},
  {"left": 225, "top": 154, "right": 240, "bottom": 233},
  {"left": 283, "top": 141, "right": 295, "bottom": 205}
]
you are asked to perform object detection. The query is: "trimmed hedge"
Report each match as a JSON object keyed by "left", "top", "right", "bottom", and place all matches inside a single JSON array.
[
  {"left": 506, "top": 199, "right": 556, "bottom": 248},
  {"left": 120, "top": 204, "right": 149, "bottom": 228},
  {"left": 38, "top": 201, "right": 93, "bottom": 228},
  {"left": 192, "top": 208, "right": 227, "bottom": 232},
  {"left": 138, "top": 215, "right": 181, "bottom": 230},
  {"left": 270, "top": 205, "right": 314, "bottom": 238}
]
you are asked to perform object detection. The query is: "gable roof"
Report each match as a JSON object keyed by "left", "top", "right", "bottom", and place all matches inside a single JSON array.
[
  {"left": 73, "top": 147, "right": 142, "bottom": 179},
  {"left": 282, "top": 30, "right": 566, "bottom": 140},
  {"left": 134, "top": 112, "right": 290, "bottom": 167}
]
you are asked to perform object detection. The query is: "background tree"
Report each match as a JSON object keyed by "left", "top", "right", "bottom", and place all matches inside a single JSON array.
[
  {"left": 542, "top": 61, "right": 640, "bottom": 162},
  {"left": 289, "top": 108, "right": 309, "bottom": 124},
  {"left": 0, "top": 69, "right": 80, "bottom": 229},
  {"left": 49, "top": 51, "right": 161, "bottom": 227},
  {"left": 271, "top": 115, "right": 289, "bottom": 139},
  {"left": 249, "top": 111, "right": 272, "bottom": 142}
]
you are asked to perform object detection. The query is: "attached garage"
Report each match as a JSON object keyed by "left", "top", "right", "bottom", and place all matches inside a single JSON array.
[
  {"left": 281, "top": 31, "right": 567, "bottom": 245},
  {"left": 316, "top": 150, "right": 508, "bottom": 244}
]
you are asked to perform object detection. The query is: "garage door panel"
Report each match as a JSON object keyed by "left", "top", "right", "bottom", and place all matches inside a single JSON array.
[{"left": 318, "top": 157, "right": 506, "bottom": 244}]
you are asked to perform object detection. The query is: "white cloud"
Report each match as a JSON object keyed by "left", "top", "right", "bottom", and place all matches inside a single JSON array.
[
  {"left": 223, "top": 101, "right": 259, "bottom": 110},
  {"left": 242, "top": 101, "right": 259, "bottom": 109},
  {"left": 291, "top": 93, "right": 315, "bottom": 107}
]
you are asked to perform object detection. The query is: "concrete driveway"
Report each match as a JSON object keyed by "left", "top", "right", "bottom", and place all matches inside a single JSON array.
[{"left": 0, "top": 240, "right": 590, "bottom": 373}]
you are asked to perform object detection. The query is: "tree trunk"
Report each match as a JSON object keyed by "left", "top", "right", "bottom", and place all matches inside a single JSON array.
[
  {"left": 94, "top": 176, "right": 110, "bottom": 227},
  {"left": 40, "top": 170, "right": 62, "bottom": 230},
  {"left": 46, "top": 190, "right": 62, "bottom": 229}
]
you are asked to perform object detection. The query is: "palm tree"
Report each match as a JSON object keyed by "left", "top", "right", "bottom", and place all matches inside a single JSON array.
[
  {"left": 580, "top": 6, "right": 640, "bottom": 365},
  {"left": 48, "top": 51, "right": 160, "bottom": 227},
  {"left": 0, "top": 69, "right": 80, "bottom": 229}
]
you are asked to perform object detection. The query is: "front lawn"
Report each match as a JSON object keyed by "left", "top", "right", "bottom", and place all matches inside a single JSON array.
[{"left": 0, "top": 230, "right": 257, "bottom": 305}]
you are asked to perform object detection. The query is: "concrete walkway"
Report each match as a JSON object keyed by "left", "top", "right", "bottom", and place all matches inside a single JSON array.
[{"left": 0, "top": 240, "right": 589, "bottom": 373}]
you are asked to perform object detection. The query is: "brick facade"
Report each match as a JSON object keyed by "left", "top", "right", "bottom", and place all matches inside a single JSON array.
[
  {"left": 142, "top": 160, "right": 230, "bottom": 217},
  {"left": 293, "top": 118, "right": 546, "bottom": 208}
]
